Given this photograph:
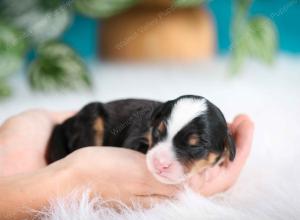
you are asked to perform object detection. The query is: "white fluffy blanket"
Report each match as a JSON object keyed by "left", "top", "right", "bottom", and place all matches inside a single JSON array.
[{"left": 1, "top": 56, "right": 300, "bottom": 219}]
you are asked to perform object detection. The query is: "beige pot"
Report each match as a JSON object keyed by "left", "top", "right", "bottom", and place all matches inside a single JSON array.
[{"left": 100, "top": 5, "right": 215, "bottom": 61}]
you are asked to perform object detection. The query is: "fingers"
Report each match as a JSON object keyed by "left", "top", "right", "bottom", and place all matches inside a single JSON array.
[
  {"left": 0, "top": 109, "right": 75, "bottom": 129},
  {"left": 227, "top": 114, "right": 254, "bottom": 167},
  {"left": 229, "top": 114, "right": 253, "bottom": 133},
  {"left": 224, "top": 114, "right": 254, "bottom": 170},
  {"left": 225, "top": 117, "right": 254, "bottom": 181},
  {"left": 233, "top": 118, "right": 254, "bottom": 161},
  {"left": 194, "top": 115, "right": 254, "bottom": 196}
]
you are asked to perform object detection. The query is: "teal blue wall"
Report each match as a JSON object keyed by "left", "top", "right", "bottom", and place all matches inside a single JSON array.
[
  {"left": 209, "top": 0, "right": 300, "bottom": 54},
  {"left": 62, "top": 14, "right": 98, "bottom": 59},
  {"left": 62, "top": 0, "right": 300, "bottom": 59}
]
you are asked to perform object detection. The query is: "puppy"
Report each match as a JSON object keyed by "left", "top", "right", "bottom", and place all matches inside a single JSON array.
[{"left": 46, "top": 95, "right": 235, "bottom": 184}]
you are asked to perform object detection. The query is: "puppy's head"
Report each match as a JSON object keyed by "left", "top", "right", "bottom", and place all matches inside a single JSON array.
[{"left": 146, "top": 95, "right": 235, "bottom": 184}]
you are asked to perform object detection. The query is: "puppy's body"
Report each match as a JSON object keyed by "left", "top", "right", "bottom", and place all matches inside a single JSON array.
[
  {"left": 47, "top": 95, "right": 235, "bottom": 184},
  {"left": 47, "top": 99, "right": 161, "bottom": 163}
]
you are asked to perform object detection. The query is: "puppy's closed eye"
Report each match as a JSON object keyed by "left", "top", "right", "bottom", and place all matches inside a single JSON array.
[
  {"left": 138, "top": 138, "right": 150, "bottom": 153},
  {"left": 153, "top": 121, "right": 167, "bottom": 139}
]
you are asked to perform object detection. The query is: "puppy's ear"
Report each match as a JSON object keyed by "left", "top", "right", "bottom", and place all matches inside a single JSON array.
[
  {"left": 151, "top": 101, "right": 173, "bottom": 124},
  {"left": 225, "top": 132, "right": 236, "bottom": 161}
]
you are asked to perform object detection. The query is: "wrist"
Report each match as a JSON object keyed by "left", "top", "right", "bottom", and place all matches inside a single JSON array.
[
  {"left": 45, "top": 159, "right": 79, "bottom": 196},
  {"left": 0, "top": 162, "right": 74, "bottom": 220}
]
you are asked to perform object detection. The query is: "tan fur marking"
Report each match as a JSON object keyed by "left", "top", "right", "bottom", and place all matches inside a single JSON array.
[
  {"left": 93, "top": 117, "right": 104, "bottom": 146},
  {"left": 223, "top": 147, "right": 231, "bottom": 160},
  {"left": 145, "top": 131, "right": 153, "bottom": 149},
  {"left": 188, "top": 134, "right": 200, "bottom": 146},
  {"left": 188, "top": 153, "right": 219, "bottom": 175},
  {"left": 158, "top": 121, "right": 166, "bottom": 133}
]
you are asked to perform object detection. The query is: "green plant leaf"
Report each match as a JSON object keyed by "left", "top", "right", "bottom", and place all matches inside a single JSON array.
[
  {"left": 0, "top": 79, "right": 12, "bottom": 98},
  {"left": 38, "top": 0, "right": 68, "bottom": 11},
  {"left": 28, "top": 41, "right": 91, "bottom": 91},
  {"left": 230, "top": 37, "right": 248, "bottom": 75},
  {"left": 230, "top": 0, "right": 277, "bottom": 74},
  {"left": 0, "top": 23, "right": 27, "bottom": 78},
  {"left": 174, "top": 0, "right": 206, "bottom": 7},
  {"left": 75, "top": 0, "right": 138, "bottom": 18},
  {"left": 0, "top": 0, "right": 72, "bottom": 44},
  {"left": 247, "top": 16, "right": 277, "bottom": 64}
]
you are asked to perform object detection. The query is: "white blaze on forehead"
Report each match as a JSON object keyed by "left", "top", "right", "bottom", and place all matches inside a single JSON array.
[{"left": 167, "top": 98, "right": 207, "bottom": 139}]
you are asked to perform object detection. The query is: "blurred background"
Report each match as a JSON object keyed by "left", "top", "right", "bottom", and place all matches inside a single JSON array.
[{"left": 0, "top": 0, "right": 299, "bottom": 129}]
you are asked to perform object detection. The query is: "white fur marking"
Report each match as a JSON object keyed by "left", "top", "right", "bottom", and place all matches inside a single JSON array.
[{"left": 167, "top": 98, "right": 207, "bottom": 140}]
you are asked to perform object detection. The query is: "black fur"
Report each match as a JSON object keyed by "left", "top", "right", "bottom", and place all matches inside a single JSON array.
[{"left": 46, "top": 99, "right": 161, "bottom": 163}]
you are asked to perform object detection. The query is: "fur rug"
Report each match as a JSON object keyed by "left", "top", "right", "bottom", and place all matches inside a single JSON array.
[{"left": 1, "top": 56, "right": 300, "bottom": 219}]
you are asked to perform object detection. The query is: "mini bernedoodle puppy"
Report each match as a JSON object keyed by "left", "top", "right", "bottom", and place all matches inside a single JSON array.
[{"left": 47, "top": 95, "right": 235, "bottom": 184}]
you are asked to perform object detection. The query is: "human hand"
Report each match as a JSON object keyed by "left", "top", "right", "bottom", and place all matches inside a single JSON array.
[
  {"left": 0, "top": 110, "right": 253, "bottom": 201},
  {"left": 58, "top": 146, "right": 180, "bottom": 207},
  {"left": 188, "top": 114, "right": 254, "bottom": 196},
  {"left": 0, "top": 110, "right": 178, "bottom": 206},
  {"left": 0, "top": 109, "right": 74, "bottom": 176}
]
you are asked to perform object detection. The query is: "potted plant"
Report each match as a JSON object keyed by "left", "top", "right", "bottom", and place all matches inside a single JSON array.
[{"left": 0, "top": 0, "right": 276, "bottom": 99}]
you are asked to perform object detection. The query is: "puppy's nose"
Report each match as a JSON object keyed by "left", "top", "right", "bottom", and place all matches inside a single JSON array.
[{"left": 153, "top": 157, "right": 172, "bottom": 173}]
